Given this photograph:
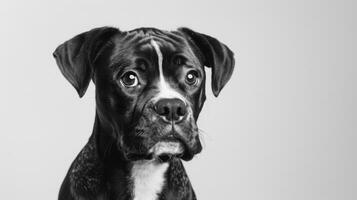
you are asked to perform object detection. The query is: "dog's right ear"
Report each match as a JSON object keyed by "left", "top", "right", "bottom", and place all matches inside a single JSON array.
[{"left": 53, "top": 27, "right": 119, "bottom": 97}]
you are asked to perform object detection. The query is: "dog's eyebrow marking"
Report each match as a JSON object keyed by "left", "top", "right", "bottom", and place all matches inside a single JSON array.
[{"left": 150, "top": 40, "right": 186, "bottom": 102}]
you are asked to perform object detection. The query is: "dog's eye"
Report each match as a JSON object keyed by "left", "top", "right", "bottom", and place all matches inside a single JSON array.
[
  {"left": 120, "top": 71, "right": 139, "bottom": 87},
  {"left": 185, "top": 70, "right": 199, "bottom": 86}
]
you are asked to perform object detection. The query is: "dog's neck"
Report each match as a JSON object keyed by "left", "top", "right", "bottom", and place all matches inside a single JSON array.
[{"left": 131, "top": 160, "right": 169, "bottom": 200}]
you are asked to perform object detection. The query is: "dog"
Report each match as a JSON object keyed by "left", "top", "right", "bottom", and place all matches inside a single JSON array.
[{"left": 53, "top": 26, "right": 235, "bottom": 200}]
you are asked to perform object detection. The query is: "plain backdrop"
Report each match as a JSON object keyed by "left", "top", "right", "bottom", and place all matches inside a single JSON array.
[{"left": 1, "top": 0, "right": 356, "bottom": 199}]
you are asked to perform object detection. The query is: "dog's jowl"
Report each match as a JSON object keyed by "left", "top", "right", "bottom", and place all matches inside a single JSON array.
[{"left": 53, "top": 27, "right": 235, "bottom": 200}]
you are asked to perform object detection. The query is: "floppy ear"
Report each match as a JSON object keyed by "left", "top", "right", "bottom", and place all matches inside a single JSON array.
[
  {"left": 178, "top": 27, "right": 235, "bottom": 97},
  {"left": 53, "top": 27, "right": 119, "bottom": 97}
]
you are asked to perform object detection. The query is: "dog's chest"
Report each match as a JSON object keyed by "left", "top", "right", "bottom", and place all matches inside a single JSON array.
[{"left": 130, "top": 161, "right": 169, "bottom": 200}]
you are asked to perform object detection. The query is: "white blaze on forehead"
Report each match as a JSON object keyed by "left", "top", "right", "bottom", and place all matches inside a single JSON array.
[
  {"left": 150, "top": 40, "right": 164, "bottom": 84},
  {"left": 150, "top": 40, "right": 186, "bottom": 102}
]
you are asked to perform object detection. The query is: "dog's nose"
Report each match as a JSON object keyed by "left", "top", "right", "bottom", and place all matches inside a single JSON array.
[{"left": 155, "top": 98, "right": 187, "bottom": 122}]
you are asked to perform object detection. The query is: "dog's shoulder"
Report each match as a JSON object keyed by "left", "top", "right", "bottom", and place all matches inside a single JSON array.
[{"left": 66, "top": 140, "right": 107, "bottom": 199}]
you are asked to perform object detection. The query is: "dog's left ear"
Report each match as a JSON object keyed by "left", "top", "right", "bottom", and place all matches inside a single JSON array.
[
  {"left": 53, "top": 27, "right": 119, "bottom": 97},
  {"left": 178, "top": 27, "right": 235, "bottom": 97}
]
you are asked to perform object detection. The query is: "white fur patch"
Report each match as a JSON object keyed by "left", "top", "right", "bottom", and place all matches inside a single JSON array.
[
  {"left": 150, "top": 40, "right": 186, "bottom": 103},
  {"left": 149, "top": 141, "right": 184, "bottom": 156},
  {"left": 131, "top": 160, "right": 169, "bottom": 200}
]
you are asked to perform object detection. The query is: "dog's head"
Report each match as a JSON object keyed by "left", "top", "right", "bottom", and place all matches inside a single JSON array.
[{"left": 53, "top": 27, "right": 234, "bottom": 162}]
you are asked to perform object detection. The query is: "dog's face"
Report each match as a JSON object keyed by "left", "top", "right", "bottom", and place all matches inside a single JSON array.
[{"left": 53, "top": 27, "right": 234, "bottom": 162}]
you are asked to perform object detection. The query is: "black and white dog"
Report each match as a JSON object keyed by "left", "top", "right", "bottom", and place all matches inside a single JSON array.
[{"left": 53, "top": 26, "right": 235, "bottom": 200}]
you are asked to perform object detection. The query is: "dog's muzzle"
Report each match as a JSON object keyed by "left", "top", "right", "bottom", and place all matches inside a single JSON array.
[{"left": 124, "top": 97, "right": 202, "bottom": 162}]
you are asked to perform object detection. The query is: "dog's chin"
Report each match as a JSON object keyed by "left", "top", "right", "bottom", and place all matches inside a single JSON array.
[
  {"left": 150, "top": 141, "right": 184, "bottom": 162},
  {"left": 125, "top": 141, "right": 184, "bottom": 162},
  {"left": 125, "top": 140, "right": 200, "bottom": 163}
]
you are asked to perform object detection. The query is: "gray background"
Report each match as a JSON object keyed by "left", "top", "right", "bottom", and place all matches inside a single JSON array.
[{"left": 1, "top": 0, "right": 356, "bottom": 199}]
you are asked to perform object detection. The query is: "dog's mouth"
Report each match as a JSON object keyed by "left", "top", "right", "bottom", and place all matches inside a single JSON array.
[
  {"left": 125, "top": 137, "right": 200, "bottom": 162},
  {"left": 124, "top": 112, "right": 202, "bottom": 162},
  {"left": 149, "top": 141, "right": 184, "bottom": 162},
  {"left": 126, "top": 141, "right": 185, "bottom": 162}
]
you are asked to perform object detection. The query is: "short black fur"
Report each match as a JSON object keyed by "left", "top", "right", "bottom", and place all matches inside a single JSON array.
[{"left": 53, "top": 26, "right": 235, "bottom": 200}]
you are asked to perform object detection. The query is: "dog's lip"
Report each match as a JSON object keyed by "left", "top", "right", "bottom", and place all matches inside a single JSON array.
[
  {"left": 149, "top": 140, "right": 184, "bottom": 162},
  {"left": 125, "top": 139, "right": 187, "bottom": 162},
  {"left": 125, "top": 129, "right": 201, "bottom": 162},
  {"left": 149, "top": 137, "right": 201, "bottom": 162},
  {"left": 150, "top": 141, "right": 184, "bottom": 154}
]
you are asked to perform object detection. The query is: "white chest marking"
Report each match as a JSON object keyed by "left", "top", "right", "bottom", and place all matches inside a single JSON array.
[
  {"left": 150, "top": 40, "right": 186, "bottom": 102},
  {"left": 131, "top": 160, "right": 169, "bottom": 200}
]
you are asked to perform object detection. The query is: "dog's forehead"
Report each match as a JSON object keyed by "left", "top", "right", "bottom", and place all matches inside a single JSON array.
[{"left": 110, "top": 28, "right": 196, "bottom": 65}]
